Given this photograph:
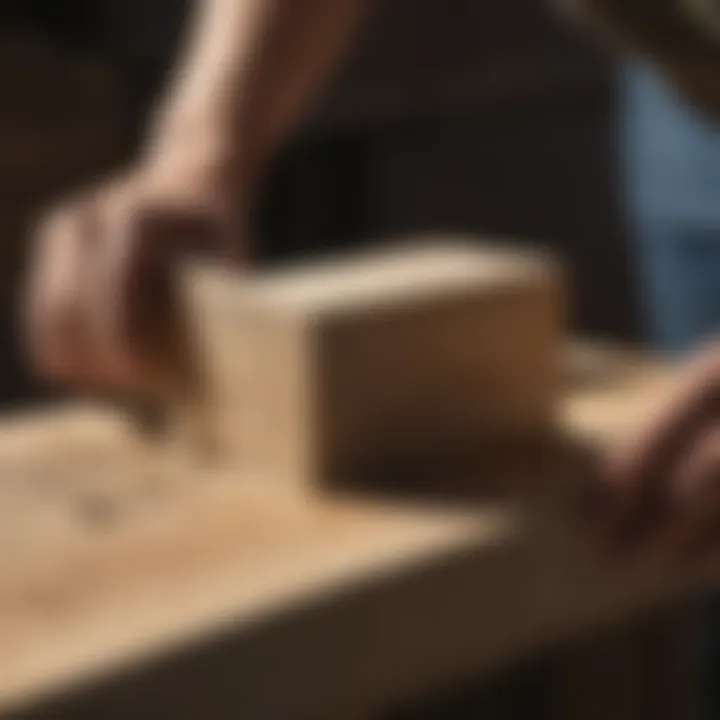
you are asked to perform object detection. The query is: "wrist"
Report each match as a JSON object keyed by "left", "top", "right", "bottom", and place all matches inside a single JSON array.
[{"left": 143, "top": 104, "right": 254, "bottom": 197}]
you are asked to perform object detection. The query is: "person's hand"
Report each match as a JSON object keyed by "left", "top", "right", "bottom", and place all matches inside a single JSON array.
[
  {"left": 604, "top": 344, "right": 720, "bottom": 562},
  {"left": 24, "top": 150, "right": 245, "bottom": 395}
]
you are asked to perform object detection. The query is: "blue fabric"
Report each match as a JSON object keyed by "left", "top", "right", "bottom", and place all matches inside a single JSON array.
[{"left": 621, "top": 63, "right": 720, "bottom": 356}]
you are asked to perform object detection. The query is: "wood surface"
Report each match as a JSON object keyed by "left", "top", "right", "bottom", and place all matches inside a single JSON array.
[
  {"left": 0, "top": 243, "right": 697, "bottom": 717},
  {"left": 0, "top": 341, "right": 695, "bottom": 719}
]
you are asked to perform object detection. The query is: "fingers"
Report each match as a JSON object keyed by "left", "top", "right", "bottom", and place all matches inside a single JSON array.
[
  {"left": 600, "top": 344, "right": 720, "bottom": 565},
  {"left": 24, "top": 203, "right": 100, "bottom": 384},
  {"left": 661, "top": 428, "right": 720, "bottom": 562},
  {"left": 26, "top": 183, "right": 230, "bottom": 394},
  {"left": 85, "top": 190, "right": 150, "bottom": 387},
  {"left": 89, "top": 200, "right": 227, "bottom": 392},
  {"left": 604, "top": 348, "right": 720, "bottom": 541}
]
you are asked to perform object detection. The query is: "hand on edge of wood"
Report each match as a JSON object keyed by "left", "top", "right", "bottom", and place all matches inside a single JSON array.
[
  {"left": 602, "top": 342, "right": 720, "bottom": 565},
  {"left": 22, "top": 147, "right": 248, "bottom": 396}
]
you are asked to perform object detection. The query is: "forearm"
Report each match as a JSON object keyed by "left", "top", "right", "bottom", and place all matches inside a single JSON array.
[{"left": 148, "top": 0, "right": 371, "bottom": 186}]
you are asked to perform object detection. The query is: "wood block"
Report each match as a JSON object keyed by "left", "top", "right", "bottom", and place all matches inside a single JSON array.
[{"left": 181, "top": 239, "right": 565, "bottom": 488}]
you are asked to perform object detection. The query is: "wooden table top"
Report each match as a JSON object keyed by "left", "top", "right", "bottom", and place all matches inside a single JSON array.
[{"left": 0, "top": 343, "right": 692, "bottom": 718}]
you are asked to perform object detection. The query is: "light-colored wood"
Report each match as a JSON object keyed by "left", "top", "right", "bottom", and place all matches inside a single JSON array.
[
  {"left": 0, "top": 242, "right": 689, "bottom": 716},
  {"left": 181, "top": 239, "right": 564, "bottom": 488},
  {"left": 0, "top": 242, "right": 693, "bottom": 717},
  {"left": 0, "top": 343, "right": 697, "bottom": 718}
]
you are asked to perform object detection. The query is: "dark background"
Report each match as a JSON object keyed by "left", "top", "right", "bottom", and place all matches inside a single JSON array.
[{"left": 0, "top": 0, "right": 638, "bottom": 404}]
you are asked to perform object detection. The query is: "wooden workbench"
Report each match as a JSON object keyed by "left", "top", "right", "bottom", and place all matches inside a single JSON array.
[{"left": 0, "top": 343, "right": 703, "bottom": 719}]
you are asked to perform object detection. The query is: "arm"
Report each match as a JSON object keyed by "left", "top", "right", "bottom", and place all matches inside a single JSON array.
[
  {"left": 149, "top": 0, "right": 372, "bottom": 191},
  {"left": 25, "top": 0, "right": 372, "bottom": 391}
]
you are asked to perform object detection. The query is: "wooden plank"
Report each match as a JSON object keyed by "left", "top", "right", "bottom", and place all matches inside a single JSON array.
[
  {"left": 0, "top": 345, "right": 696, "bottom": 718},
  {"left": 0, "top": 242, "right": 692, "bottom": 717}
]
